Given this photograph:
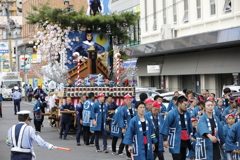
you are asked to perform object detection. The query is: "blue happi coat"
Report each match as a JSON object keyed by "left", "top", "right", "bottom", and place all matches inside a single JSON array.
[
  {"left": 225, "top": 121, "right": 240, "bottom": 160},
  {"left": 90, "top": 101, "right": 108, "bottom": 131},
  {"left": 121, "top": 104, "right": 137, "bottom": 129},
  {"left": 145, "top": 111, "right": 164, "bottom": 151},
  {"left": 123, "top": 115, "right": 157, "bottom": 160},
  {"left": 222, "top": 124, "right": 231, "bottom": 160},
  {"left": 82, "top": 99, "right": 94, "bottom": 126},
  {"left": 167, "top": 100, "right": 177, "bottom": 112},
  {"left": 160, "top": 108, "right": 193, "bottom": 154},
  {"left": 233, "top": 110, "right": 240, "bottom": 122},
  {"left": 191, "top": 106, "right": 202, "bottom": 117},
  {"left": 160, "top": 104, "right": 167, "bottom": 119},
  {"left": 111, "top": 107, "right": 123, "bottom": 137},
  {"left": 197, "top": 113, "right": 225, "bottom": 160}
]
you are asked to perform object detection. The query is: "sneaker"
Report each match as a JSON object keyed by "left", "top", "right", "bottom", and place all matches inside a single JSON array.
[
  {"left": 126, "top": 157, "right": 132, "bottom": 160},
  {"left": 77, "top": 143, "right": 81, "bottom": 146},
  {"left": 118, "top": 153, "right": 126, "bottom": 156},
  {"left": 41, "top": 125, "right": 44, "bottom": 127},
  {"left": 59, "top": 136, "right": 62, "bottom": 139},
  {"left": 112, "top": 152, "right": 118, "bottom": 155},
  {"left": 96, "top": 150, "right": 102, "bottom": 152},
  {"left": 89, "top": 144, "right": 95, "bottom": 147},
  {"left": 103, "top": 150, "right": 108, "bottom": 153},
  {"left": 64, "top": 138, "right": 69, "bottom": 140}
]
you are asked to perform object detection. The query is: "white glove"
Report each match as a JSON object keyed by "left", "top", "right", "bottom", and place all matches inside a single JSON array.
[
  {"left": 48, "top": 144, "right": 54, "bottom": 150},
  {"left": 37, "top": 107, "right": 40, "bottom": 109}
]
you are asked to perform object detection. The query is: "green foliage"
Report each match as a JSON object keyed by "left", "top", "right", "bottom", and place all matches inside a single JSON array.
[{"left": 25, "top": 3, "right": 140, "bottom": 46}]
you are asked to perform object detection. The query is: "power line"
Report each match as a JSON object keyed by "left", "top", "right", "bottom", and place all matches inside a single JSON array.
[{"left": 140, "top": 0, "right": 185, "bottom": 21}]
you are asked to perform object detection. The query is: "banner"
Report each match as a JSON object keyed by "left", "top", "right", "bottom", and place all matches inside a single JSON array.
[{"left": 0, "top": 42, "right": 8, "bottom": 53}]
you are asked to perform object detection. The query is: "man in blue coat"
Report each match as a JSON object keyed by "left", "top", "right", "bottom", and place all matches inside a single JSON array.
[
  {"left": 75, "top": 95, "right": 86, "bottom": 146},
  {"left": 225, "top": 121, "right": 240, "bottom": 160},
  {"left": 105, "top": 95, "right": 118, "bottom": 135},
  {"left": 123, "top": 101, "right": 157, "bottom": 160},
  {"left": 59, "top": 97, "right": 75, "bottom": 140},
  {"left": 12, "top": 86, "right": 22, "bottom": 115},
  {"left": 145, "top": 101, "right": 165, "bottom": 160},
  {"left": 72, "top": 30, "right": 105, "bottom": 57},
  {"left": 167, "top": 91, "right": 179, "bottom": 112},
  {"left": 120, "top": 94, "right": 137, "bottom": 159},
  {"left": 82, "top": 92, "right": 95, "bottom": 146},
  {"left": 160, "top": 95, "right": 193, "bottom": 160},
  {"left": 90, "top": 93, "right": 109, "bottom": 153},
  {"left": 88, "top": 78, "right": 98, "bottom": 87}
]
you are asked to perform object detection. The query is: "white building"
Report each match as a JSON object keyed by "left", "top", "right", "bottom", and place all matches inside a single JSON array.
[{"left": 127, "top": 0, "right": 240, "bottom": 97}]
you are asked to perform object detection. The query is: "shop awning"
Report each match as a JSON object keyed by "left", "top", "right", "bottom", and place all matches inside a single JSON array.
[{"left": 126, "top": 27, "right": 240, "bottom": 58}]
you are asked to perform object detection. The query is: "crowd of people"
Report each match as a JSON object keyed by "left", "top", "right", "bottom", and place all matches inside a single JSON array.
[
  {"left": 56, "top": 87, "right": 240, "bottom": 160},
  {"left": 5, "top": 85, "right": 240, "bottom": 160}
]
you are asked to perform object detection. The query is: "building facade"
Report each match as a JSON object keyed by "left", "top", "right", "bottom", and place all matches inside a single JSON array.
[
  {"left": 127, "top": 0, "right": 240, "bottom": 97},
  {"left": 0, "top": 0, "right": 22, "bottom": 73},
  {"left": 111, "top": 0, "right": 141, "bottom": 47}
]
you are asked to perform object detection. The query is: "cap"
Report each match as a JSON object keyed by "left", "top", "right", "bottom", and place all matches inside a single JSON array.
[
  {"left": 225, "top": 114, "right": 235, "bottom": 119},
  {"left": 124, "top": 94, "right": 133, "bottom": 99},
  {"left": 90, "top": 78, "right": 95, "bottom": 81},
  {"left": 66, "top": 77, "right": 71, "bottom": 80},
  {"left": 191, "top": 118, "right": 198, "bottom": 122},
  {"left": 152, "top": 101, "right": 161, "bottom": 108},
  {"left": 121, "top": 101, "right": 126, "bottom": 106},
  {"left": 217, "top": 98, "right": 224, "bottom": 101},
  {"left": 198, "top": 95, "right": 205, "bottom": 103},
  {"left": 28, "top": 117, "right": 32, "bottom": 121},
  {"left": 14, "top": 86, "right": 19, "bottom": 90},
  {"left": 207, "top": 97, "right": 215, "bottom": 101},
  {"left": 189, "top": 98, "right": 197, "bottom": 102},
  {"left": 147, "top": 91, "right": 152, "bottom": 96},
  {"left": 145, "top": 98, "right": 154, "bottom": 104},
  {"left": 104, "top": 79, "right": 109, "bottom": 81},
  {"left": 17, "top": 110, "right": 30, "bottom": 115},
  {"left": 97, "top": 93, "right": 105, "bottom": 98}
]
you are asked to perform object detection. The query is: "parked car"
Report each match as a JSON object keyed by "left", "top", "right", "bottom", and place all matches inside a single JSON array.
[
  {"left": 222, "top": 85, "right": 240, "bottom": 96},
  {"left": 155, "top": 89, "right": 169, "bottom": 94}
]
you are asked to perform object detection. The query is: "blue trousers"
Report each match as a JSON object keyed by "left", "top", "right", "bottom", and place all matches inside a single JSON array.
[
  {"left": 11, "top": 153, "right": 32, "bottom": 160},
  {"left": 95, "top": 123, "right": 107, "bottom": 150},
  {"left": 76, "top": 119, "right": 82, "bottom": 144},
  {"left": 14, "top": 99, "right": 21, "bottom": 114},
  {"left": 60, "top": 121, "right": 71, "bottom": 139}
]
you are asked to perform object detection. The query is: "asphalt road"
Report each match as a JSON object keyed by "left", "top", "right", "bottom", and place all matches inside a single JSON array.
[{"left": 0, "top": 100, "right": 173, "bottom": 160}]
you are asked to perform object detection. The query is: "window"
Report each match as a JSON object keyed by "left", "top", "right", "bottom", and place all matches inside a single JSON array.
[
  {"left": 145, "top": 0, "right": 148, "bottom": 31},
  {"left": 197, "top": 0, "right": 201, "bottom": 19},
  {"left": 210, "top": 0, "right": 216, "bottom": 15},
  {"left": 223, "top": 0, "right": 231, "bottom": 12},
  {"left": 163, "top": 0, "right": 166, "bottom": 24},
  {"left": 2, "top": 30, "right": 7, "bottom": 40},
  {"left": 153, "top": 0, "right": 157, "bottom": 30},
  {"left": 173, "top": 0, "right": 177, "bottom": 23},
  {"left": 183, "top": 0, "right": 188, "bottom": 22}
]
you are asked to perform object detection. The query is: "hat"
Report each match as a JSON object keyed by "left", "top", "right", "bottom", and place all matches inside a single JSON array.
[
  {"left": 152, "top": 101, "right": 161, "bottom": 108},
  {"left": 28, "top": 117, "right": 32, "bottom": 121},
  {"left": 97, "top": 93, "right": 105, "bottom": 98},
  {"left": 198, "top": 95, "right": 205, "bottom": 103},
  {"left": 145, "top": 98, "right": 154, "bottom": 104},
  {"left": 147, "top": 92, "right": 152, "bottom": 96},
  {"left": 189, "top": 98, "right": 197, "bottom": 102},
  {"left": 225, "top": 114, "right": 235, "bottom": 119},
  {"left": 66, "top": 77, "right": 71, "bottom": 80},
  {"left": 17, "top": 110, "right": 30, "bottom": 115},
  {"left": 81, "top": 77, "right": 85, "bottom": 80},
  {"left": 217, "top": 98, "right": 224, "bottom": 101},
  {"left": 104, "top": 79, "right": 109, "bottom": 81},
  {"left": 14, "top": 86, "right": 19, "bottom": 90},
  {"left": 191, "top": 118, "right": 198, "bottom": 122},
  {"left": 237, "top": 98, "right": 240, "bottom": 106},
  {"left": 124, "top": 94, "right": 133, "bottom": 99},
  {"left": 121, "top": 101, "right": 126, "bottom": 106},
  {"left": 90, "top": 78, "right": 95, "bottom": 81},
  {"left": 207, "top": 97, "right": 215, "bottom": 101}
]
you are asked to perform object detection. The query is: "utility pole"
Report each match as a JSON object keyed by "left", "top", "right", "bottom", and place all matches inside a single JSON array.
[{"left": 4, "top": 0, "right": 13, "bottom": 72}]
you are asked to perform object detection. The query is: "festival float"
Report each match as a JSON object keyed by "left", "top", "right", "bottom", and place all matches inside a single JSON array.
[{"left": 26, "top": 3, "right": 139, "bottom": 132}]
